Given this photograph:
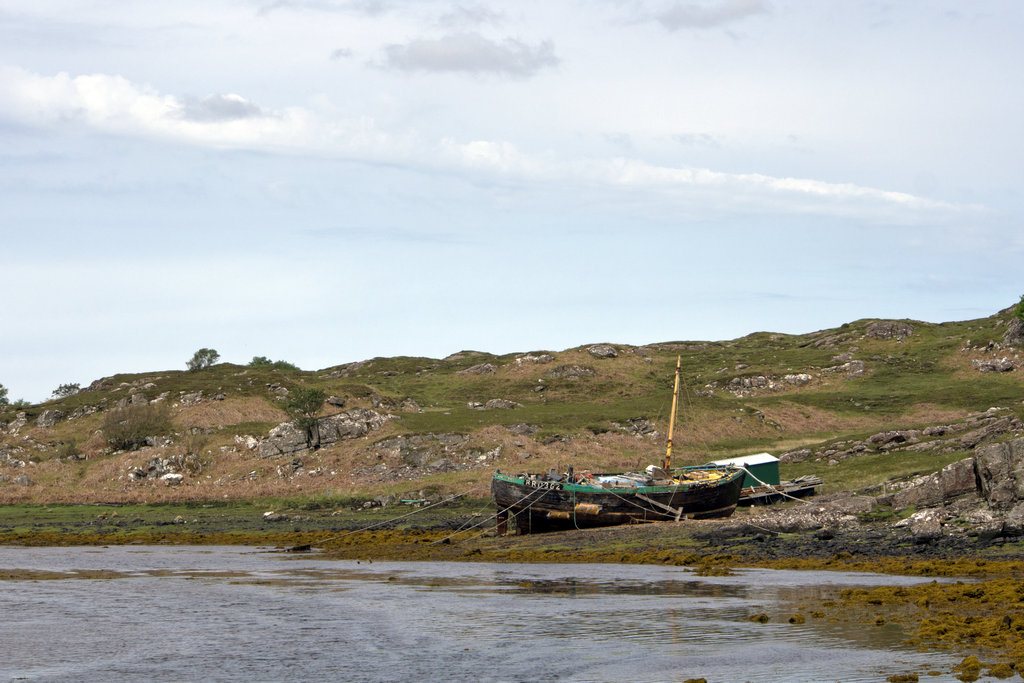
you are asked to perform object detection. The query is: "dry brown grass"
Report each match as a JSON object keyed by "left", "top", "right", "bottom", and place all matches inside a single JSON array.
[{"left": 175, "top": 397, "right": 287, "bottom": 430}]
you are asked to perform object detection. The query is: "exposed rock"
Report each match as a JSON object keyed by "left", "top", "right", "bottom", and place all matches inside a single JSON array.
[
  {"left": 546, "top": 365, "right": 595, "bottom": 379},
  {"left": 457, "top": 363, "right": 497, "bottom": 375},
  {"left": 374, "top": 433, "right": 472, "bottom": 468},
  {"left": 3, "top": 412, "right": 28, "bottom": 436},
  {"left": 327, "top": 396, "right": 347, "bottom": 408},
  {"left": 1003, "top": 317, "right": 1024, "bottom": 347},
  {"left": 515, "top": 354, "right": 554, "bottom": 365},
  {"left": 483, "top": 399, "right": 520, "bottom": 410},
  {"left": 743, "top": 497, "right": 870, "bottom": 533},
  {"left": 865, "top": 320, "right": 914, "bottom": 341},
  {"left": 891, "top": 458, "right": 977, "bottom": 510},
  {"left": 12, "top": 474, "right": 31, "bottom": 486},
  {"left": 257, "top": 408, "right": 391, "bottom": 458},
  {"left": 179, "top": 391, "right": 203, "bottom": 406},
  {"left": 160, "top": 473, "right": 184, "bottom": 485},
  {"left": 1001, "top": 503, "right": 1024, "bottom": 537},
  {"left": 783, "top": 373, "right": 812, "bottom": 386},
  {"left": 36, "top": 410, "right": 65, "bottom": 429},
  {"left": 973, "top": 357, "right": 1016, "bottom": 373},
  {"left": 894, "top": 509, "right": 944, "bottom": 543},
  {"left": 508, "top": 423, "right": 539, "bottom": 436},
  {"left": 234, "top": 435, "right": 259, "bottom": 451},
  {"left": 821, "top": 360, "right": 866, "bottom": 377},
  {"left": 66, "top": 405, "right": 99, "bottom": 420},
  {"left": 615, "top": 417, "right": 657, "bottom": 438},
  {"left": 779, "top": 448, "right": 813, "bottom": 464},
  {"left": 974, "top": 437, "right": 1024, "bottom": 510},
  {"left": 587, "top": 344, "right": 617, "bottom": 359},
  {"left": 372, "top": 395, "right": 421, "bottom": 412}
]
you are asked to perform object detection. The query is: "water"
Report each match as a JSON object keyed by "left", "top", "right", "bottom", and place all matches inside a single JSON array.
[{"left": 0, "top": 546, "right": 964, "bottom": 682}]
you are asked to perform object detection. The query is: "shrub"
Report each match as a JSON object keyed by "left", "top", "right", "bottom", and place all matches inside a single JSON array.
[
  {"left": 249, "top": 356, "right": 300, "bottom": 371},
  {"left": 1017, "top": 294, "right": 1024, "bottom": 324},
  {"left": 285, "top": 387, "right": 326, "bottom": 449},
  {"left": 52, "top": 383, "right": 80, "bottom": 399},
  {"left": 0, "top": 383, "right": 7, "bottom": 406},
  {"left": 187, "top": 348, "right": 220, "bottom": 372},
  {"left": 56, "top": 439, "right": 81, "bottom": 460},
  {"left": 103, "top": 404, "right": 174, "bottom": 451}
]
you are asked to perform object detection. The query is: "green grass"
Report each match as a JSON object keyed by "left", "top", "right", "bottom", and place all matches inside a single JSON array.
[
  {"left": 3, "top": 304, "right": 1022, "bottom": 505},
  {"left": 783, "top": 449, "right": 972, "bottom": 495}
]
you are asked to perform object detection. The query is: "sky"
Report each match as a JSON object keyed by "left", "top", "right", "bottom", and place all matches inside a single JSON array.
[{"left": 1, "top": 1, "right": 1022, "bottom": 403}]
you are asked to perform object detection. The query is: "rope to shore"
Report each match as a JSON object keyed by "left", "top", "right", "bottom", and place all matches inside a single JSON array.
[
  {"left": 734, "top": 466, "right": 814, "bottom": 505},
  {"left": 311, "top": 492, "right": 468, "bottom": 547},
  {"left": 430, "top": 487, "right": 547, "bottom": 546}
]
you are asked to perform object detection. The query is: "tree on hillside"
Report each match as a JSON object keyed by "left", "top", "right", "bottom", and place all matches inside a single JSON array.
[
  {"left": 1017, "top": 294, "right": 1024, "bottom": 323},
  {"left": 52, "top": 383, "right": 80, "bottom": 399},
  {"left": 249, "top": 356, "right": 300, "bottom": 371},
  {"left": 0, "top": 383, "right": 8, "bottom": 406},
  {"left": 285, "top": 387, "right": 326, "bottom": 450},
  {"left": 187, "top": 348, "right": 220, "bottom": 372}
]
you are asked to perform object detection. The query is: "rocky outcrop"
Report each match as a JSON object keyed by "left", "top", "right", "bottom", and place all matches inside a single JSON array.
[
  {"left": 546, "top": 365, "right": 595, "bottom": 379},
  {"left": 865, "top": 320, "right": 914, "bottom": 341},
  {"left": 888, "top": 458, "right": 977, "bottom": 510},
  {"left": 1004, "top": 318, "right": 1024, "bottom": 347},
  {"left": 374, "top": 433, "right": 471, "bottom": 468},
  {"left": 457, "top": 363, "right": 497, "bottom": 375},
  {"left": 1, "top": 412, "right": 28, "bottom": 436},
  {"left": 36, "top": 410, "right": 64, "bottom": 429},
  {"left": 515, "top": 354, "right": 553, "bottom": 365},
  {"left": 779, "top": 409, "right": 1022, "bottom": 466},
  {"left": 257, "top": 408, "right": 391, "bottom": 458},
  {"left": 974, "top": 437, "right": 1024, "bottom": 510},
  {"left": 468, "top": 399, "right": 520, "bottom": 410},
  {"left": 973, "top": 357, "right": 1016, "bottom": 372},
  {"left": 587, "top": 344, "right": 617, "bottom": 359}
]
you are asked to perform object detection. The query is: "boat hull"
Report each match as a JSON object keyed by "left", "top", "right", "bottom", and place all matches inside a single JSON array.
[{"left": 491, "top": 467, "right": 745, "bottom": 534}]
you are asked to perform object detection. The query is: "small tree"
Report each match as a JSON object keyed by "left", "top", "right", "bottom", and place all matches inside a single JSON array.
[
  {"left": 52, "top": 383, "right": 81, "bottom": 399},
  {"left": 187, "top": 348, "right": 220, "bottom": 372},
  {"left": 249, "top": 356, "right": 300, "bottom": 371},
  {"left": 103, "top": 404, "right": 174, "bottom": 451},
  {"left": 1017, "top": 294, "right": 1024, "bottom": 324},
  {"left": 0, "top": 383, "right": 8, "bottom": 406},
  {"left": 285, "top": 387, "right": 326, "bottom": 449}
]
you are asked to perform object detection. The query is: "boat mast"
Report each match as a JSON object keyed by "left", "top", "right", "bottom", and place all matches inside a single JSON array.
[{"left": 663, "top": 356, "right": 681, "bottom": 472}]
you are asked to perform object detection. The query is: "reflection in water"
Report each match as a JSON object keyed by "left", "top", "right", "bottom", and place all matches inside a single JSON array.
[{"left": 0, "top": 546, "right": 963, "bottom": 682}]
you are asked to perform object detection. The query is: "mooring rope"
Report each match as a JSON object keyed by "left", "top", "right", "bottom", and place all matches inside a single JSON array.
[
  {"left": 431, "top": 486, "right": 547, "bottom": 545},
  {"left": 734, "top": 465, "right": 814, "bottom": 505},
  {"left": 313, "top": 492, "right": 468, "bottom": 546}
]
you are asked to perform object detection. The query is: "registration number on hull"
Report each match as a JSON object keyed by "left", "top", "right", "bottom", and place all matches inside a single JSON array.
[{"left": 525, "top": 480, "right": 563, "bottom": 491}]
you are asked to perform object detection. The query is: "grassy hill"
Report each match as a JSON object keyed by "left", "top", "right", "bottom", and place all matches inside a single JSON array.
[{"left": 2, "top": 307, "right": 1022, "bottom": 507}]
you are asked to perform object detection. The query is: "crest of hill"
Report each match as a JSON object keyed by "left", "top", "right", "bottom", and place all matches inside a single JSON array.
[{"left": 1, "top": 306, "right": 1022, "bottom": 504}]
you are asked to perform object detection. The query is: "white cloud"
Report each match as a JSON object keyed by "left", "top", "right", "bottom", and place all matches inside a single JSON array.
[
  {"left": 649, "top": 0, "right": 768, "bottom": 30},
  {"left": 0, "top": 65, "right": 976, "bottom": 223},
  {"left": 380, "top": 33, "right": 559, "bottom": 77}
]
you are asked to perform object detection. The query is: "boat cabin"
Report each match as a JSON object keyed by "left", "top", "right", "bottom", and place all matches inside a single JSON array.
[{"left": 709, "top": 452, "right": 779, "bottom": 488}]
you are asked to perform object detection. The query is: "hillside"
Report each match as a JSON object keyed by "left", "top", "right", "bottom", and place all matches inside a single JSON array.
[{"left": 2, "top": 307, "right": 1022, "bottom": 506}]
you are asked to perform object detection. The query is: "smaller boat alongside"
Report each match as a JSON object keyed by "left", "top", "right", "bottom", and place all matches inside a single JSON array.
[{"left": 708, "top": 453, "right": 822, "bottom": 506}]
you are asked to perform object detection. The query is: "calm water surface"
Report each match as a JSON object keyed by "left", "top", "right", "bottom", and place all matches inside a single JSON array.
[{"left": 0, "top": 546, "right": 964, "bottom": 682}]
